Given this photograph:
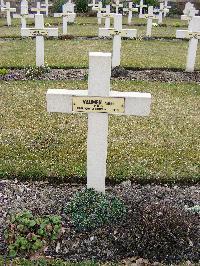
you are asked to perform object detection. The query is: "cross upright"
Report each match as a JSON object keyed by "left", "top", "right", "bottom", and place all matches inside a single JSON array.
[
  {"left": 54, "top": 4, "right": 76, "bottom": 34},
  {"left": 123, "top": 2, "right": 138, "bottom": 25},
  {"left": 181, "top": 7, "right": 199, "bottom": 23},
  {"left": 154, "top": 2, "right": 168, "bottom": 24},
  {"left": 0, "top": 0, "right": 5, "bottom": 8},
  {"left": 41, "top": 0, "right": 53, "bottom": 17},
  {"left": 1, "top": 2, "right": 16, "bottom": 26},
  {"left": 163, "top": 0, "right": 171, "bottom": 17},
  {"left": 92, "top": 2, "right": 106, "bottom": 25},
  {"left": 13, "top": 0, "right": 34, "bottom": 28},
  {"left": 112, "top": 0, "right": 123, "bottom": 14},
  {"left": 99, "top": 14, "right": 137, "bottom": 67},
  {"left": 140, "top": 6, "right": 158, "bottom": 37},
  {"left": 88, "top": 0, "right": 98, "bottom": 9},
  {"left": 97, "top": 5, "right": 114, "bottom": 28},
  {"left": 176, "top": 16, "right": 200, "bottom": 72},
  {"left": 46, "top": 52, "right": 151, "bottom": 193},
  {"left": 31, "top": 2, "right": 46, "bottom": 15},
  {"left": 21, "top": 14, "right": 58, "bottom": 66},
  {"left": 136, "top": 0, "right": 147, "bottom": 16}
]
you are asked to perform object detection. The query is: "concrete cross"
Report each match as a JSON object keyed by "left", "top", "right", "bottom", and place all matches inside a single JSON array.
[
  {"left": 92, "top": 2, "right": 106, "bottom": 25},
  {"left": 181, "top": 7, "right": 199, "bottom": 23},
  {"left": 163, "top": 0, "right": 171, "bottom": 17},
  {"left": 0, "top": 0, "right": 5, "bottom": 8},
  {"left": 112, "top": 0, "right": 123, "bottom": 14},
  {"left": 13, "top": 0, "right": 34, "bottom": 28},
  {"left": 1, "top": 2, "right": 16, "bottom": 26},
  {"left": 97, "top": 5, "right": 114, "bottom": 28},
  {"left": 123, "top": 2, "right": 138, "bottom": 25},
  {"left": 136, "top": 0, "right": 147, "bottom": 16},
  {"left": 140, "top": 6, "right": 158, "bottom": 37},
  {"left": 64, "top": 1, "right": 76, "bottom": 22},
  {"left": 183, "top": 2, "right": 194, "bottom": 15},
  {"left": 21, "top": 14, "right": 58, "bottom": 66},
  {"left": 88, "top": 0, "right": 98, "bottom": 9},
  {"left": 41, "top": 0, "right": 53, "bottom": 17},
  {"left": 46, "top": 52, "right": 151, "bottom": 193},
  {"left": 154, "top": 2, "right": 169, "bottom": 24},
  {"left": 99, "top": 14, "right": 137, "bottom": 67},
  {"left": 176, "top": 16, "right": 200, "bottom": 72},
  {"left": 31, "top": 2, "right": 46, "bottom": 15},
  {"left": 54, "top": 4, "right": 76, "bottom": 34}
]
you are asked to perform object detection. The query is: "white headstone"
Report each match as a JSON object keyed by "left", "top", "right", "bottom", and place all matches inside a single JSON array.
[
  {"left": 154, "top": 3, "right": 168, "bottom": 24},
  {"left": 31, "top": 2, "right": 46, "bottom": 15},
  {"left": 163, "top": 0, "right": 171, "bottom": 17},
  {"left": 13, "top": 0, "right": 34, "bottom": 28},
  {"left": 46, "top": 52, "right": 151, "bottom": 193},
  {"left": 97, "top": 5, "right": 114, "bottom": 28},
  {"left": 92, "top": 2, "right": 105, "bottom": 25},
  {"left": 0, "top": 0, "right": 5, "bottom": 8},
  {"left": 99, "top": 14, "right": 137, "bottom": 67},
  {"left": 176, "top": 16, "right": 200, "bottom": 72},
  {"left": 112, "top": 0, "right": 123, "bottom": 14},
  {"left": 181, "top": 7, "right": 199, "bottom": 23},
  {"left": 136, "top": 0, "right": 147, "bottom": 16},
  {"left": 1, "top": 2, "right": 16, "bottom": 26},
  {"left": 54, "top": 4, "right": 76, "bottom": 34},
  {"left": 88, "top": 0, "right": 98, "bottom": 9},
  {"left": 140, "top": 6, "right": 158, "bottom": 37},
  {"left": 21, "top": 14, "right": 58, "bottom": 66},
  {"left": 123, "top": 2, "right": 138, "bottom": 25},
  {"left": 41, "top": 0, "right": 53, "bottom": 17}
]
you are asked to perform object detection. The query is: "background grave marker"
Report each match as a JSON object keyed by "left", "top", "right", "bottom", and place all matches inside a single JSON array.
[
  {"left": 21, "top": 14, "right": 58, "bottom": 66},
  {"left": 1, "top": 2, "right": 16, "bottom": 26}
]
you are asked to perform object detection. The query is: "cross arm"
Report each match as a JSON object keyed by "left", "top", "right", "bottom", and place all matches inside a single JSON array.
[
  {"left": 46, "top": 89, "right": 151, "bottom": 116},
  {"left": 99, "top": 28, "right": 137, "bottom": 38},
  {"left": 176, "top": 30, "right": 200, "bottom": 39}
]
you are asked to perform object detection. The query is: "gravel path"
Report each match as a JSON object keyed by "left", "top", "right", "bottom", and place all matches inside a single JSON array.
[
  {"left": 0, "top": 179, "right": 199, "bottom": 263},
  {"left": 0, "top": 68, "right": 200, "bottom": 83}
]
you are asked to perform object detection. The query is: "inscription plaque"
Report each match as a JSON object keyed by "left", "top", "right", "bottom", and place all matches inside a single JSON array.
[{"left": 72, "top": 96, "right": 125, "bottom": 114}]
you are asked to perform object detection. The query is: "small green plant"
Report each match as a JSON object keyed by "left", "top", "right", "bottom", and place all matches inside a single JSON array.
[
  {"left": 5, "top": 211, "right": 62, "bottom": 258},
  {"left": 65, "top": 188, "right": 126, "bottom": 231},
  {"left": 0, "top": 68, "right": 9, "bottom": 75},
  {"left": 174, "top": 22, "right": 181, "bottom": 27},
  {"left": 185, "top": 205, "right": 200, "bottom": 214},
  {"left": 24, "top": 65, "right": 50, "bottom": 79}
]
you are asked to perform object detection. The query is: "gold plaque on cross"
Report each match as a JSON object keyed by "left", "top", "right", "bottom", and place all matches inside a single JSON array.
[
  {"left": 72, "top": 96, "right": 125, "bottom": 114},
  {"left": 28, "top": 29, "right": 48, "bottom": 36}
]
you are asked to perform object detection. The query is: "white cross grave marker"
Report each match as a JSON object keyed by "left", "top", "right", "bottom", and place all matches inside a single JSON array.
[
  {"left": 163, "top": 0, "right": 171, "bottom": 17},
  {"left": 154, "top": 2, "right": 168, "bottom": 24},
  {"left": 88, "top": 0, "right": 98, "bottom": 9},
  {"left": 97, "top": 5, "right": 114, "bottom": 28},
  {"left": 181, "top": 7, "right": 199, "bottom": 23},
  {"left": 140, "top": 6, "right": 158, "bottom": 37},
  {"left": 183, "top": 2, "right": 194, "bottom": 15},
  {"left": 31, "top": 2, "right": 46, "bottom": 15},
  {"left": 41, "top": 0, "right": 53, "bottom": 17},
  {"left": 176, "top": 16, "right": 200, "bottom": 72},
  {"left": 136, "top": 0, "right": 147, "bottom": 16},
  {"left": 1, "top": 2, "right": 16, "bottom": 26},
  {"left": 54, "top": 4, "right": 76, "bottom": 34},
  {"left": 99, "top": 14, "right": 137, "bottom": 67},
  {"left": 13, "top": 0, "right": 34, "bottom": 28},
  {"left": 21, "top": 14, "right": 58, "bottom": 66},
  {"left": 0, "top": 0, "right": 5, "bottom": 8},
  {"left": 123, "top": 2, "right": 138, "bottom": 25},
  {"left": 92, "top": 2, "right": 105, "bottom": 25},
  {"left": 112, "top": 0, "right": 123, "bottom": 14},
  {"left": 46, "top": 52, "right": 151, "bottom": 193}
]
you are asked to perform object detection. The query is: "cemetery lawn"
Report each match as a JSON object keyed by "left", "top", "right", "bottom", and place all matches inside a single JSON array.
[
  {"left": 0, "top": 38, "right": 200, "bottom": 70},
  {"left": 1, "top": 80, "right": 199, "bottom": 184},
  {"left": 0, "top": 16, "right": 188, "bottom": 38}
]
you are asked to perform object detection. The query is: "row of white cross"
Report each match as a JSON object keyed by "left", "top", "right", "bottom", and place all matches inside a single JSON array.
[{"left": 0, "top": 0, "right": 75, "bottom": 26}]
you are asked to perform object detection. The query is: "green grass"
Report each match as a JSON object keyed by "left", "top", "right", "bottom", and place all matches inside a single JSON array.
[
  {"left": 0, "top": 38, "right": 199, "bottom": 69},
  {"left": 0, "top": 16, "right": 188, "bottom": 38},
  {"left": 1, "top": 80, "right": 199, "bottom": 183}
]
